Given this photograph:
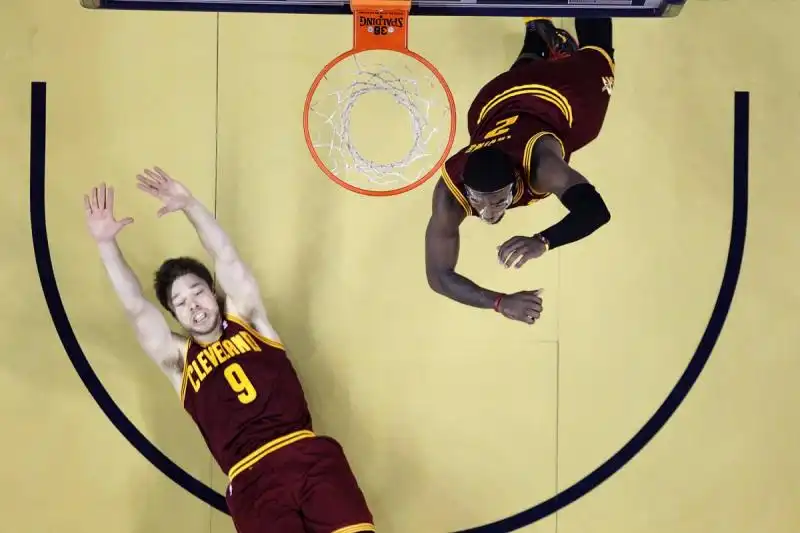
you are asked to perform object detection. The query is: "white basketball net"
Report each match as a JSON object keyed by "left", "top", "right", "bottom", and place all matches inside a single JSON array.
[{"left": 306, "top": 50, "right": 453, "bottom": 191}]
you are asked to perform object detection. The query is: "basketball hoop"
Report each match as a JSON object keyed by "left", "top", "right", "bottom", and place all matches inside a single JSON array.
[{"left": 303, "top": 0, "right": 457, "bottom": 197}]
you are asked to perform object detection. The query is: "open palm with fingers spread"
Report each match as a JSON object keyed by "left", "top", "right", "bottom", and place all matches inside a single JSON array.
[
  {"left": 136, "top": 166, "right": 194, "bottom": 217},
  {"left": 83, "top": 183, "right": 134, "bottom": 242}
]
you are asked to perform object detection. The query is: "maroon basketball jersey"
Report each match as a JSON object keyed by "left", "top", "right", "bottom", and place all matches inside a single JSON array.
[
  {"left": 442, "top": 46, "right": 614, "bottom": 217},
  {"left": 181, "top": 314, "right": 312, "bottom": 475}
]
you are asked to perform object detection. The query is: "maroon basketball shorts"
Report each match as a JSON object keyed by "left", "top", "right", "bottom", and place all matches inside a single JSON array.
[{"left": 226, "top": 433, "right": 374, "bottom": 533}]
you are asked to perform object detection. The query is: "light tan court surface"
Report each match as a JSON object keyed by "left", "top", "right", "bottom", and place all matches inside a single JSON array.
[{"left": 3, "top": 0, "right": 800, "bottom": 531}]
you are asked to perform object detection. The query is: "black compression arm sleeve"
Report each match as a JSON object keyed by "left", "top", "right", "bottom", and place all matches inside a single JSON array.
[{"left": 538, "top": 183, "right": 611, "bottom": 250}]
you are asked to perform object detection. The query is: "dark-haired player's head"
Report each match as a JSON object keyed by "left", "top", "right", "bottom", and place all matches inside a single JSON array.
[
  {"left": 463, "top": 147, "right": 516, "bottom": 224},
  {"left": 154, "top": 257, "right": 221, "bottom": 337}
]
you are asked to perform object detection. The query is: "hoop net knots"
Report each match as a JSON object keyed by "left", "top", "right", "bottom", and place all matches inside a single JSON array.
[{"left": 306, "top": 49, "right": 454, "bottom": 193}]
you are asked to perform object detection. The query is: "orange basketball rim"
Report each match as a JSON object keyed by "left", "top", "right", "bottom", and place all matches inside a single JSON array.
[{"left": 303, "top": 0, "right": 457, "bottom": 197}]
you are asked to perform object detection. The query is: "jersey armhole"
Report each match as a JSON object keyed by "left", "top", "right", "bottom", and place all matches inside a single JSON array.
[
  {"left": 224, "top": 313, "right": 284, "bottom": 351},
  {"left": 440, "top": 168, "right": 472, "bottom": 217},
  {"left": 524, "top": 131, "right": 566, "bottom": 195}
]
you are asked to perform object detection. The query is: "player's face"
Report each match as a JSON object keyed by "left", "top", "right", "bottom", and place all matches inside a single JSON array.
[
  {"left": 465, "top": 185, "right": 513, "bottom": 225},
  {"left": 169, "top": 274, "right": 220, "bottom": 336}
]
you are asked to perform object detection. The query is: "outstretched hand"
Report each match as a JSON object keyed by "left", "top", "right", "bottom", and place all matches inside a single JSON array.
[
  {"left": 83, "top": 183, "right": 134, "bottom": 242},
  {"left": 136, "top": 167, "right": 194, "bottom": 217},
  {"left": 497, "top": 235, "right": 548, "bottom": 269}
]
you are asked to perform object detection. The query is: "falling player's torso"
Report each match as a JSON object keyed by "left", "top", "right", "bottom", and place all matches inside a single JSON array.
[
  {"left": 467, "top": 46, "right": 616, "bottom": 156},
  {"left": 180, "top": 314, "right": 312, "bottom": 475},
  {"left": 442, "top": 47, "right": 615, "bottom": 218}
]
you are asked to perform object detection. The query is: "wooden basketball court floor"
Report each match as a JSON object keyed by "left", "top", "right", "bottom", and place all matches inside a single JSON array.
[{"left": 2, "top": 0, "right": 799, "bottom": 531}]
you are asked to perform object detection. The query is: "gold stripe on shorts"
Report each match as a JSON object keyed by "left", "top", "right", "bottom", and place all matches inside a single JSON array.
[
  {"left": 228, "top": 430, "right": 315, "bottom": 481},
  {"left": 331, "top": 523, "right": 376, "bottom": 533}
]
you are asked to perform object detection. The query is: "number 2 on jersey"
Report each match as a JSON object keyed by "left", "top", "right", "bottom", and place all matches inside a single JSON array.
[
  {"left": 224, "top": 363, "right": 257, "bottom": 404},
  {"left": 483, "top": 114, "right": 519, "bottom": 140}
]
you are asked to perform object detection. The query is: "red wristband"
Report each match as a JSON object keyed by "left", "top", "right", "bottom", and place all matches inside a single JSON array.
[{"left": 493, "top": 294, "right": 504, "bottom": 312}]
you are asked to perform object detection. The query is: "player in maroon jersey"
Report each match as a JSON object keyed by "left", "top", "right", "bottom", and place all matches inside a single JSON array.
[
  {"left": 425, "top": 17, "right": 616, "bottom": 325},
  {"left": 83, "top": 172, "right": 374, "bottom": 533}
]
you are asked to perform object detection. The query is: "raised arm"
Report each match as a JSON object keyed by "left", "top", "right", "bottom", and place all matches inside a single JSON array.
[
  {"left": 84, "top": 184, "right": 184, "bottom": 386},
  {"left": 136, "top": 168, "right": 278, "bottom": 340},
  {"left": 425, "top": 179, "right": 503, "bottom": 309},
  {"left": 181, "top": 197, "right": 264, "bottom": 316}
]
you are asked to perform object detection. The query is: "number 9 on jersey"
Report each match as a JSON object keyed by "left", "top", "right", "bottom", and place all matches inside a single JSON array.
[{"left": 224, "top": 363, "right": 258, "bottom": 404}]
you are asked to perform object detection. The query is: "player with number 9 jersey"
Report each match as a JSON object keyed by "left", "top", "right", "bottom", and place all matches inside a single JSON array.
[
  {"left": 85, "top": 167, "right": 374, "bottom": 533},
  {"left": 181, "top": 313, "right": 312, "bottom": 475},
  {"left": 180, "top": 312, "right": 375, "bottom": 533}
]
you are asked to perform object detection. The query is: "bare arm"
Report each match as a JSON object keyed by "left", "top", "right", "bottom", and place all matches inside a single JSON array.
[
  {"left": 97, "top": 240, "right": 183, "bottom": 378},
  {"left": 181, "top": 199, "right": 279, "bottom": 339},
  {"left": 425, "top": 179, "right": 505, "bottom": 309},
  {"left": 531, "top": 137, "right": 590, "bottom": 197}
]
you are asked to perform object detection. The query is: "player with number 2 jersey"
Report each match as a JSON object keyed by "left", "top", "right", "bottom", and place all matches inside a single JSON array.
[{"left": 425, "top": 17, "right": 616, "bottom": 326}]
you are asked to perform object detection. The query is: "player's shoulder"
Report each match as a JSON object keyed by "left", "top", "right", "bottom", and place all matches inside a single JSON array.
[
  {"left": 432, "top": 176, "right": 468, "bottom": 223},
  {"left": 433, "top": 176, "right": 454, "bottom": 203},
  {"left": 442, "top": 147, "right": 468, "bottom": 181},
  {"left": 223, "top": 298, "right": 284, "bottom": 350}
]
